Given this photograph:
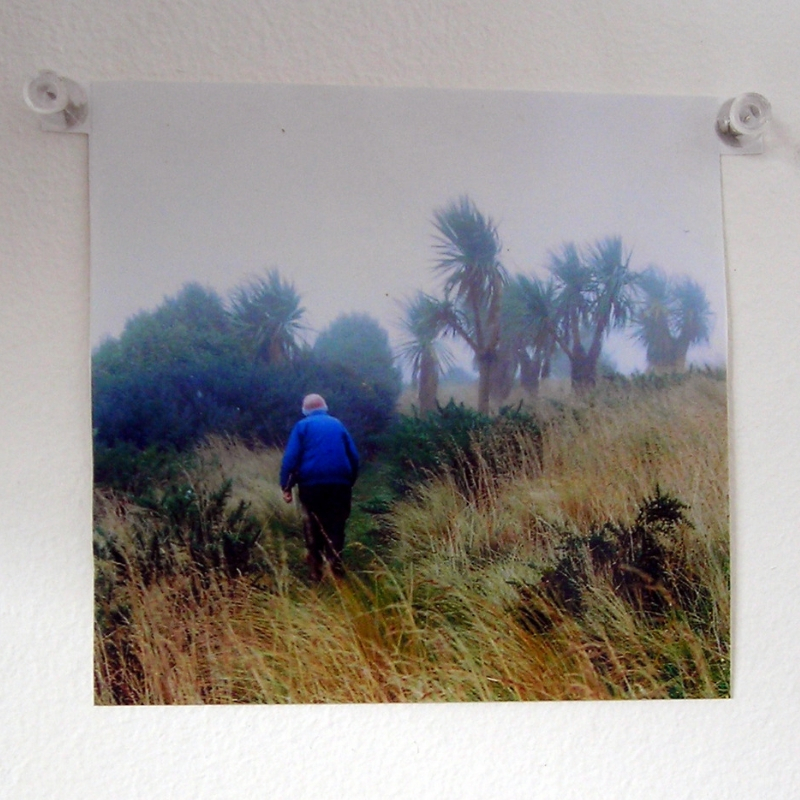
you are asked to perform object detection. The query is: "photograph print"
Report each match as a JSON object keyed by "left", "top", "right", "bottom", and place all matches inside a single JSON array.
[{"left": 90, "top": 83, "right": 729, "bottom": 703}]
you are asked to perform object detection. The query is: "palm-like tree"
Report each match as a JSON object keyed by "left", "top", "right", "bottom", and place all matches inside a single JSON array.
[
  {"left": 633, "top": 267, "right": 677, "bottom": 370},
  {"left": 549, "top": 236, "right": 637, "bottom": 389},
  {"left": 397, "top": 292, "right": 454, "bottom": 413},
  {"left": 500, "top": 274, "right": 560, "bottom": 396},
  {"left": 229, "top": 269, "right": 306, "bottom": 365},
  {"left": 672, "top": 277, "right": 712, "bottom": 370},
  {"left": 432, "top": 196, "right": 508, "bottom": 413},
  {"left": 634, "top": 268, "right": 712, "bottom": 371}
]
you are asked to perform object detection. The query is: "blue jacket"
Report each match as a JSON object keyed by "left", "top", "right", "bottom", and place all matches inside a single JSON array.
[{"left": 280, "top": 410, "right": 360, "bottom": 490}]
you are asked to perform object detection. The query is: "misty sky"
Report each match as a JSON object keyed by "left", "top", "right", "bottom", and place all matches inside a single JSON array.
[{"left": 89, "top": 83, "right": 728, "bottom": 373}]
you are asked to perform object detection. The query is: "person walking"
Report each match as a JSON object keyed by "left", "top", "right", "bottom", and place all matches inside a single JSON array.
[{"left": 280, "top": 393, "right": 360, "bottom": 580}]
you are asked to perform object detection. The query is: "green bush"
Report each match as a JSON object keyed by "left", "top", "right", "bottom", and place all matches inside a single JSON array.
[
  {"left": 313, "top": 312, "right": 403, "bottom": 404},
  {"left": 384, "top": 400, "right": 542, "bottom": 495},
  {"left": 92, "top": 283, "right": 402, "bottom": 490},
  {"left": 94, "top": 479, "right": 265, "bottom": 590},
  {"left": 540, "top": 486, "right": 694, "bottom": 617},
  {"left": 93, "top": 441, "right": 184, "bottom": 496},
  {"left": 93, "top": 354, "right": 398, "bottom": 490}
]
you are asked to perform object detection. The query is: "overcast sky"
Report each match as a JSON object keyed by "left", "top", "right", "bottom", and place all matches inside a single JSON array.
[{"left": 90, "top": 83, "right": 728, "bottom": 373}]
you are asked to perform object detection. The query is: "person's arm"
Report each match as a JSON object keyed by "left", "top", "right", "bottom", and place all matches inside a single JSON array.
[
  {"left": 280, "top": 423, "right": 303, "bottom": 492},
  {"left": 343, "top": 429, "right": 360, "bottom": 485}
]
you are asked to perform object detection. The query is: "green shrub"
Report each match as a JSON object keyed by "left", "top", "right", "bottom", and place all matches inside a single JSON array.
[
  {"left": 538, "top": 486, "right": 695, "bottom": 618},
  {"left": 93, "top": 441, "right": 185, "bottom": 495},
  {"left": 384, "top": 400, "right": 542, "bottom": 496},
  {"left": 94, "top": 479, "right": 265, "bottom": 589}
]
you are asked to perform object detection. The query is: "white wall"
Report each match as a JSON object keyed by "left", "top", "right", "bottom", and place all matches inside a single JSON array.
[{"left": 2, "top": 2, "right": 799, "bottom": 797}]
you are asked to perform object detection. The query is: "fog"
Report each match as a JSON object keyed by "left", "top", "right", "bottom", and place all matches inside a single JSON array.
[{"left": 90, "top": 84, "right": 728, "bottom": 374}]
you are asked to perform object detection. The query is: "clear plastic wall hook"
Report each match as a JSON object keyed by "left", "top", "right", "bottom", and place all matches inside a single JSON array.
[
  {"left": 717, "top": 93, "right": 771, "bottom": 154},
  {"left": 23, "top": 70, "right": 89, "bottom": 133}
]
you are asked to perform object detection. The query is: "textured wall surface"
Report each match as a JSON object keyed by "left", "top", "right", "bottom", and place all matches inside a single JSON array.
[{"left": 2, "top": 1, "right": 800, "bottom": 797}]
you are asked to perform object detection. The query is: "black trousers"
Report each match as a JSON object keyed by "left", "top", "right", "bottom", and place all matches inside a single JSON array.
[{"left": 298, "top": 483, "right": 352, "bottom": 578}]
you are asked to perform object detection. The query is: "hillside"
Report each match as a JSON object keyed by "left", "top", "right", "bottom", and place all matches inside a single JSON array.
[{"left": 94, "top": 370, "right": 729, "bottom": 703}]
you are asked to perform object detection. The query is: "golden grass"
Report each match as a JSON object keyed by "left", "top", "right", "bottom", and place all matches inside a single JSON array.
[{"left": 95, "top": 372, "right": 729, "bottom": 704}]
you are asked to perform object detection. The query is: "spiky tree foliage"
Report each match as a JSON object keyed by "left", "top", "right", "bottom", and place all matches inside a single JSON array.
[
  {"left": 228, "top": 269, "right": 306, "bottom": 365},
  {"left": 397, "top": 292, "right": 454, "bottom": 414},
  {"left": 634, "top": 267, "right": 712, "bottom": 372},
  {"left": 549, "top": 237, "right": 637, "bottom": 390},
  {"left": 498, "top": 275, "right": 560, "bottom": 398},
  {"left": 672, "top": 277, "right": 712, "bottom": 370},
  {"left": 633, "top": 267, "right": 675, "bottom": 369},
  {"left": 432, "top": 196, "right": 508, "bottom": 413}
]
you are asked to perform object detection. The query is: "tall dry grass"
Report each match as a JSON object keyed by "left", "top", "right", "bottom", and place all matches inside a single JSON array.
[{"left": 95, "top": 372, "right": 729, "bottom": 703}]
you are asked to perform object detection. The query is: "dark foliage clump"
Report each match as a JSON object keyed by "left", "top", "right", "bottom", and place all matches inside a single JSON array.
[
  {"left": 542, "top": 486, "right": 692, "bottom": 616},
  {"left": 138, "top": 479, "right": 264, "bottom": 578},
  {"left": 93, "top": 442, "right": 185, "bottom": 498},
  {"left": 312, "top": 312, "right": 403, "bottom": 404},
  {"left": 92, "top": 281, "right": 402, "bottom": 491},
  {"left": 93, "top": 355, "right": 398, "bottom": 491},
  {"left": 94, "top": 479, "right": 265, "bottom": 595},
  {"left": 511, "top": 486, "right": 729, "bottom": 699},
  {"left": 515, "top": 487, "right": 707, "bottom": 637},
  {"left": 384, "top": 400, "right": 542, "bottom": 496}
]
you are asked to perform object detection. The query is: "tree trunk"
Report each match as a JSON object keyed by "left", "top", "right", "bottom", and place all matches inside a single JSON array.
[
  {"left": 418, "top": 350, "right": 439, "bottom": 414},
  {"left": 519, "top": 351, "right": 540, "bottom": 396},
  {"left": 489, "top": 351, "right": 515, "bottom": 402},
  {"left": 672, "top": 335, "right": 691, "bottom": 372},
  {"left": 476, "top": 352, "right": 494, "bottom": 414},
  {"left": 570, "top": 350, "right": 596, "bottom": 391}
]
